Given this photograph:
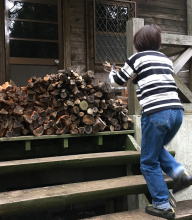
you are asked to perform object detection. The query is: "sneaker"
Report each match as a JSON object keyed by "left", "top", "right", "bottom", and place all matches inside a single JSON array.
[
  {"left": 173, "top": 170, "right": 192, "bottom": 194},
  {"left": 145, "top": 204, "right": 175, "bottom": 219}
]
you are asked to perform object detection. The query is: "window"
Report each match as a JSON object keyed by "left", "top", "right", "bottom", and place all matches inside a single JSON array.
[
  {"left": 95, "top": 0, "right": 136, "bottom": 64},
  {"left": 6, "top": 0, "right": 60, "bottom": 65}
]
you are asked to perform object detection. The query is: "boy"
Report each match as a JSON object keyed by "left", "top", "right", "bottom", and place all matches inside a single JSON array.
[{"left": 106, "top": 24, "right": 192, "bottom": 219}]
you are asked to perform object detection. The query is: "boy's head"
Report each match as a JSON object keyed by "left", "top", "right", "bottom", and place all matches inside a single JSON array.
[{"left": 134, "top": 24, "right": 161, "bottom": 52}]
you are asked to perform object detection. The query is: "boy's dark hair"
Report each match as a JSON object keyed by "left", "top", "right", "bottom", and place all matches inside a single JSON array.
[{"left": 134, "top": 24, "right": 161, "bottom": 52}]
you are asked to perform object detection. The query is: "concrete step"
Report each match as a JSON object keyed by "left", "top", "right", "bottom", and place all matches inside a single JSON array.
[
  {"left": 0, "top": 151, "right": 140, "bottom": 174},
  {"left": 82, "top": 200, "right": 192, "bottom": 220},
  {"left": 0, "top": 175, "right": 172, "bottom": 215}
]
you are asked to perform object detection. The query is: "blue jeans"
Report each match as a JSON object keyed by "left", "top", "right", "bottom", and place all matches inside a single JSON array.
[{"left": 140, "top": 109, "right": 184, "bottom": 209}]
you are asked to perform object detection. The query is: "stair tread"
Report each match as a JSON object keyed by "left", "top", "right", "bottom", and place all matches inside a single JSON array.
[
  {"left": 0, "top": 175, "right": 172, "bottom": 212},
  {"left": 0, "top": 151, "right": 140, "bottom": 170},
  {"left": 82, "top": 200, "right": 192, "bottom": 220}
]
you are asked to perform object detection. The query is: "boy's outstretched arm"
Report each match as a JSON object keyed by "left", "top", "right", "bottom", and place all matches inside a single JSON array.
[{"left": 103, "top": 60, "right": 136, "bottom": 87}]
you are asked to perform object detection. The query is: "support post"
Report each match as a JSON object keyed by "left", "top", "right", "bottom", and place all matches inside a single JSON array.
[
  {"left": 63, "top": 138, "right": 69, "bottom": 149},
  {"left": 126, "top": 18, "right": 144, "bottom": 115},
  {"left": 25, "top": 141, "right": 31, "bottom": 151},
  {"left": 189, "top": 61, "right": 192, "bottom": 91},
  {"left": 0, "top": 0, "right": 6, "bottom": 84},
  {"left": 187, "top": 0, "right": 192, "bottom": 36},
  {"left": 97, "top": 136, "right": 103, "bottom": 146}
]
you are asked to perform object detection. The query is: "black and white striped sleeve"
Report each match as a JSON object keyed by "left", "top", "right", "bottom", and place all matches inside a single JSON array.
[{"left": 109, "top": 60, "right": 136, "bottom": 86}]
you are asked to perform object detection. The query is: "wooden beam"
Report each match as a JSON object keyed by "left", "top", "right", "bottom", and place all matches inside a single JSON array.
[
  {"left": 172, "top": 48, "right": 192, "bottom": 103},
  {"left": 161, "top": 33, "right": 192, "bottom": 46},
  {"left": 173, "top": 48, "right": 192, "bottom": 74},
  {"left": 173, "top": 75, "right": 192, "bottom": 103},
  {"left": 126, "top": 18, "right": 144, "bottom": 115},
  {"left": 125, "top": 135, "right": 141, "bottom": 152}
]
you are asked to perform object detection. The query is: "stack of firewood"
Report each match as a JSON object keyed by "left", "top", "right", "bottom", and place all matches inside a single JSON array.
[{"left": 0, "top": 70, "right": 132, "bottom": 137}]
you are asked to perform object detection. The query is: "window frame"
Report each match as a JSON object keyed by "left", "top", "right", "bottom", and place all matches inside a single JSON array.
[
  {"left": 94, "top": 0, "right": 136, "bottom": 65},
  {"left": 5, "top": 0, "right": 63, "bottom": 66}
]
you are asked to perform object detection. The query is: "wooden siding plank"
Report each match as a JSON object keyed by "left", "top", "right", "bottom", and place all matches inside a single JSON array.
[
  {"left": 161, "top": 33, "right": 192, "bottom": 46},
  {"left": 137, "top": 6, "right": 186, "bottom": 18},
  {"left": 135, "top": 0, "right": 187, "bottom": 35},
  {"left": 136, "top": 0, "right": 186, "bottom": 10},
  {"left": 144, "top": 18, "right": 187, "bottom": 35}
]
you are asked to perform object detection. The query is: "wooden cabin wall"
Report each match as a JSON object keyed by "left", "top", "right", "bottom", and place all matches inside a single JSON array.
[
  {"left": 69, "top": 0, "right": 87, "bottom": 72},
  {"left": 92, "top": 0, "right": 188, "bottom": 83},
  {"left": 135, "top": 0, "right": 191, "bottom": 89},
  {"left": 66, "top": 0, "right": 188, "bottom": 84},
  {"left": 135, "top": 0, "right": 187, "bottom": 35}
]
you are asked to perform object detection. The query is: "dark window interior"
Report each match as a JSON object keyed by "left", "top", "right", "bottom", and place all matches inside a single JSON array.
[{"left": 7, "top": 0, "right": 59, "bottom": 61}]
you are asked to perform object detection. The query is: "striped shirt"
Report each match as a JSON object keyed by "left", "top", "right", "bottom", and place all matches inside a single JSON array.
[{"left": 109, "top": 50, "right": 183, "bottom": 115}]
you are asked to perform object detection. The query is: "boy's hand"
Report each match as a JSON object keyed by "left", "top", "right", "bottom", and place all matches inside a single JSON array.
[
  {"left": 103, "top": 61, "right": 112, "bottom": 72},
  {"left": 103, "top": 61, "right": 121, "bottom": 72}
]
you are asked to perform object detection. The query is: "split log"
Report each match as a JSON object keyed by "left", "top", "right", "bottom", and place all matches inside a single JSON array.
[
  {"left": 84, "top": 125, "right": 93, "bottom": 134},
  {"left": 79, "top": 100, "right": 89, "bottom": 111},
  {"left": 83, "top": 115, "right": 95, "bottom": 125},
  {"left": 33, "top": 126, "right": 44, "bottom": 136}
]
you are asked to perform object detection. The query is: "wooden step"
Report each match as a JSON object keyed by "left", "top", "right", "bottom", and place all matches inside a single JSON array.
[
  {"left": 0, "top": 151, "right": 140, "bottom": 174},
  {"left": 0, "top": 175, "right": 172, "bottom": 215},
  {"left": 82, "top": 200, "right": 192, "bottom": 220},
  {"left": 0, "top": 150, "right": 174, "bottom": 174}
]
